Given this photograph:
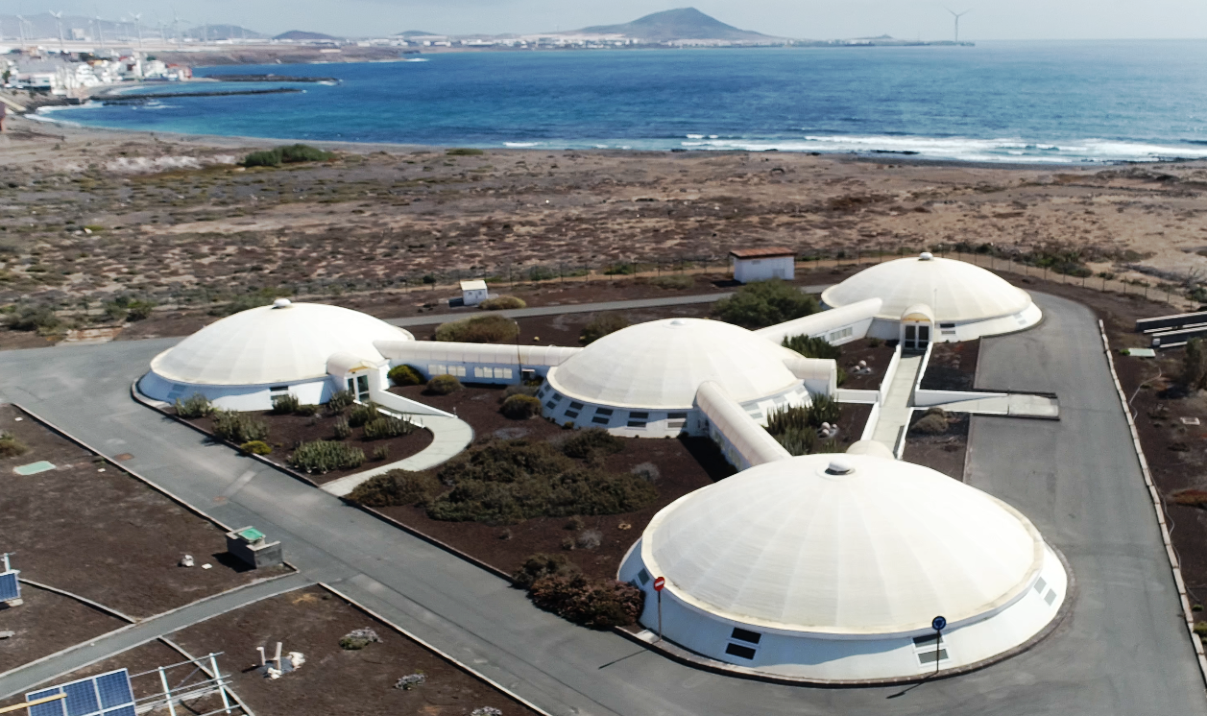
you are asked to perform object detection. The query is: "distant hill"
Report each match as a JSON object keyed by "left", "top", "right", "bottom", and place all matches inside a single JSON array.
[
  {"left": 187, "top": 24, "right": 265, "bottom": 40},
  {"left": 578, "top": 7, "right": 773, "bottom": 42},
  {"left": 273, "top": 30, "right": 338, "bottom": 41},
  {"left": 396, "top": 30, "right": 441, "bottom": 37}
]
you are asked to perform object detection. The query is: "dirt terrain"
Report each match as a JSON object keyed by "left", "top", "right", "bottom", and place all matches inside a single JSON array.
[
  {"left": 173, "top": 586, "right": 541, "bottom": 716},
  {"left": 0, "top": 404, "right": 279, "bottom": 619},
  {"left": 2, "top": 113, "right": 1204, "bottom": 343},
  {"left": 0, "top": 585, "right": 127, "bottom": 673}
]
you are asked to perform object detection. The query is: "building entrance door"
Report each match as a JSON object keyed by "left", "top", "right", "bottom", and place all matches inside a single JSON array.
[{"left": 346, "top": 374, "right": 370, "bottom": 401}]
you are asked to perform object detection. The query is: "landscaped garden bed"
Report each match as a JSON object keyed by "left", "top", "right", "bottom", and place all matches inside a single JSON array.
[
  {"left": 177, "top": 397, "right": 433, "bottom": 485},
  {"left": 920, "top": 340, "right": 981, "bottom": 392},
  {"left": 902, "top": 408, "right": 970, "bottom": 480}
]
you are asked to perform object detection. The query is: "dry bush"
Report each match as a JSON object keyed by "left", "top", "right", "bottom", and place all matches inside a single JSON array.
[
  {"left": 480, "top": 295, "right": 526, "bottom": 310},
  {"left": 435, "top": 314, "right": 519, "bottom": 343}
]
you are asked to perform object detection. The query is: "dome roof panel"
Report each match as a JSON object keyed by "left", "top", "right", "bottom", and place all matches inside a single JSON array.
[
  {"left": 642, "top": 453, "right": 1044, "bottom": 634},
  {"left": 821, "top": 255, "right": 1034, "bottom": 324},
  {"left": 546, "top": 318, "right": 800, "bottom": 409},
  {"left": 150, "top": 301, "right": 412, "bottom": 386}
]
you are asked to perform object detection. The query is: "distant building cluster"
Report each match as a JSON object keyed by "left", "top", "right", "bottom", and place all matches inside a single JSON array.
[{"left": 2, "top": 49, "right": 189, "bottom": 95}]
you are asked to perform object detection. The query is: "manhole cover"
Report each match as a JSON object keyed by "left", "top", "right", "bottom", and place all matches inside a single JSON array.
[
  {"left": 1182, "top": 417, "right": 1201, "bottom": 426},
  {"left": 113, "top": 453, "right": 134, "bottom": 461},
  {"left": 14, "top": 461, "right": 55, "bottom": 475}
]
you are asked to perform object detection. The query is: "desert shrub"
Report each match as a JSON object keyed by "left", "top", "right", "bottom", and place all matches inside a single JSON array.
[
  {"left": 327, "top": 389, "right": 355, "bottom": 412},
  {"left": 1172, "top": 489, "right": 1207, "bottom": 507},
  {"left": 503, "top": 383, "right": 539, "bottom": 398},
  {"left": 500, "top": 394, "right": 542, "bottom": 419},
  {"left": 807, "top": 395, "right": 841, "bottom": 426},
  {"left": 773, "top": 426, "right": 816, "bottom": 456},
  {"left": 912, "top": 411, "right": 949, "bottom": 435},
  {"left": 349, "top": 470, "right": 442, "bottom": 507},
  {"left": 271, "top": 393, "right": 300, "bottom": 415},
  {"left": 124, "top": 300, "right": 156, "bottom": 321},
  {"left": 174, "top": 393, "right": 214, "bottom": 418},
  {"left": 372, "top": 445, "right": 390, "bottom": 461},
  {"left": 649, "top": 274, "right": 693, "bottom": 290},
  {"left": 0, "top": 432, "right": 28, "bottom": 458},
  {"left": 527, "top": 574, "right": 644, "bottom": 629},
  {"left": 783, "top": 335, "right": 842, "bottom": 360},
  {"left": 239, "top": 440, "right": 272, "bottom": 455},
  {"left": 289, "top": 440, "right": 365, "bottom": 474},
  {"left": 712, "top": 279, "right": 819, "bottom": 329},
  {"left": 425, "top": 439, "right": 657, "bottom": 524},
  {"left": 480, "top": 295, "right": 526, "bottom": 310},
  {"left": 243, "top": 143, "right": 334, "bottom": 167},
  {"left": 579, "top": 313, "right": 628, "bottom": 345},
  {"left": 630, "top": 462, "right": 661, "bottom": 483},
  {"left": 1195, "top": 621, "right": 1207, "bottom": 637},
  {"left": 560, "top": 428, "right": 625, "bottom": 460},
  {"left": 363, "top": 416, "right": 413, "bottom": 440},
  {"left": 576, "top": 529, "right": 603, "bottom": 550},
  {"left": 446, "top": 147, "right": 484, "bottom": 156},
  {"left": 388, "top": 364, "right": 424, "bottom": 386},
  {"left": 338, "top": 627, "right": 381, "bottom": 650},
  {"left": 1185, "top": 338, "right": 1207, "bottom": 392},
  {"left": 427, "top": 374, "right": 463, "bottom": 395},
  {"left": 512, "top": 553, "right": 582, "bottom": 590},
  {"left": 212, "top": 411, "right": 269, "bottom": 444},
  {"left": 295, "top": 403, "right": 320, "bottom": 417},
  {"left": 333, "top": 417, "right": 351, "bottom": 440},
  {"left": 395, "top": 673, "right": 426, "bottom": 690},
  {"left": 868, "top": 337, "right": 884, "bottom": 348},
  {"left": 435, "top": 314, "right": 519, "bottom": 343},
  {"left": 348, "top": 402, "right": 381, "bottom": 428},
  {"left": 5, "top": 305, "right": 61, "bottom": 333}
]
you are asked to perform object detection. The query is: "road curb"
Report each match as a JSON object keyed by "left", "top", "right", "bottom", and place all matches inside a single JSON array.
[
  {"left": 16, "top": 579, "right": 136, "bottom": 624},
  {"left": 1098, "top": 319, "right": 1207, "bottom": 688}
]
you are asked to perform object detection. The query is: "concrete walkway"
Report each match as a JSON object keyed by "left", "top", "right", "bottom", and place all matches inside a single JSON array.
[
  {"left": 322, "top": 414, "right": 474, "bottom": 497},
  {"left": 928, "top": 393, "right": 1060, "bottom": 419},
  {"left": 870, "top": 353, "right": 924, "bottom": 452},
  {"left": 0, "top": 573, "right": 311, "bottom": 700}
]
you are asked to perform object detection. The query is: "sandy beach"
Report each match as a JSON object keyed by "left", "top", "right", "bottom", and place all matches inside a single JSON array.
[{"left": 1, "top": 110, "right": 1204, "bottom": 343}]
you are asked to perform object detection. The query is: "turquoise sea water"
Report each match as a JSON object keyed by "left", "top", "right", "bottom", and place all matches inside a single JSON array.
[{"left": 35, "top": 40, "right": 1207, "bottom": 163}]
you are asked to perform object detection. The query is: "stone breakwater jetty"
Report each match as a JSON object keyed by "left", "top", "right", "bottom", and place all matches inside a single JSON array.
[
  {"left": 101, "top": 88, "right": 304, "bottom": 103},
  {"left": 202, "top": 74, "right": 339, "bottom": 83}
]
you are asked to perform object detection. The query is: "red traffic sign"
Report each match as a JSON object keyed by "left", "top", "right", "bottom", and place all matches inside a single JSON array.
[{"left": 653, "top": 576, "right": 666, "bottom": 592}]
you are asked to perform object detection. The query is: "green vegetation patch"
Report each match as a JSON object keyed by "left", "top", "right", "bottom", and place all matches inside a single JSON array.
[
  {"left": 579, "top": 313, "right": 628, "bottom": 345},
  {"left": 765, "top": 397, "right": 842, "bottom": 456},
  {"left": 712, "top": 279, "right": 819, "bottom": 329},
  {"left": 435, "top": 314, "right": 520, "bottom": 343},
  {"left": 513, "top": 554, "right": 643, "bottom": 629},
  {"left": 242, "top": 144, "right": 335, "bottom": 168}
]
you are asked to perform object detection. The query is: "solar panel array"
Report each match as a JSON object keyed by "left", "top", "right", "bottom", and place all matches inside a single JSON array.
[
  {"left": 0, "top": 570, "right": 19, "bottom": 602},
  {"left": 27, "top": 669, "right": 135, "bottom": 716}
]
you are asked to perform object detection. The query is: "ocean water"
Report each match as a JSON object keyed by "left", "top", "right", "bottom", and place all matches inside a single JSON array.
[{"left": 36, "top": 40, "right": 1207, "bottom": 164}]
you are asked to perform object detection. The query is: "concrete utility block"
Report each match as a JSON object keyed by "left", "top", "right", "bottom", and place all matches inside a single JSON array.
[{"left": 225, "top": 526, "right": 283, "bottom": 569}]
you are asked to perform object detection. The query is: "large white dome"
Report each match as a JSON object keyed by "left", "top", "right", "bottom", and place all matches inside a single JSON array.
[
  {"left": 545, "top": 318, "right": 799, "bottom": 409},
  {"left": 821, "top": 255, "right": 1036, "bottom": 326},
  {"left": 150, "top": 300, "right": 413, "bottom": 386},
  {"left": 642, "top": 453, "right": 1045, "bottom": 634}
]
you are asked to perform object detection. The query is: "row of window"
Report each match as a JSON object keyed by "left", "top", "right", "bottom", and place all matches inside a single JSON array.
[
  {"left": 427, "top": 364, "right": 467, "bottom": 378},
  {"left": 827, "top": 326, "right": 855, "bottom": 343},
  {"left": 473, "top": 366, "right": 514, "bottom": 380}
]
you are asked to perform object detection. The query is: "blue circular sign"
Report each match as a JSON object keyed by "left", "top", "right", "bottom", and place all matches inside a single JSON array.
[{"left": 932, "top": 616, "right": 947, "bottom": 631}]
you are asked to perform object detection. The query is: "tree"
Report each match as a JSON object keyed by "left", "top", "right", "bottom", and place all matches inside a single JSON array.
[
  {"left": 1184, "top": 338, "right": 1207, "bottom": 392},
  {"left": 712, "top": 279, "right": 819, "bottom": 329}
]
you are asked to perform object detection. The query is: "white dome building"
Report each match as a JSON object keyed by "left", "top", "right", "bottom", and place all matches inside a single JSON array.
[
  {"left": 139, "top": 299, "right": 414, "bottom": 411},
  {"left": 820, "top": 253, "right": 1042, "bottom": 348},
  {"left": 537, "top": 318, "right": 834, "bottom": 437},
  {"left": 619, "top": 453, "right": 1069, "bottom": 683}
]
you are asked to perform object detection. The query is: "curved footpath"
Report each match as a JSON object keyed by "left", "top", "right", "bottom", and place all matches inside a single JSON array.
[{"left": 0, "top": 293, "right": 1203, "bottom": 715}]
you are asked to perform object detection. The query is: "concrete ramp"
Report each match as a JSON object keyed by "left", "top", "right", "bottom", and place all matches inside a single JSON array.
[{"left": 928, "top": 393, "right": 1059, "bottom": 419}]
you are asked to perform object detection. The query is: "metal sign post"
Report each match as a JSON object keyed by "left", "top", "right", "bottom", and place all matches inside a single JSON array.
[
  {"left": 653, "top": 576, "right": 666, "bottom": 642},
  {"left": 931, "top": 615, "right": 947, "bottom": 676}
]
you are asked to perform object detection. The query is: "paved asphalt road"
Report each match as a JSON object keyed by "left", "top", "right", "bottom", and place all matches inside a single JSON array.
[
  {"left": 384, "top": 284, "right": 832, "bottom": 328},
  {"left": 0, "top": 292, "right": 1202, "bottom": 715}
]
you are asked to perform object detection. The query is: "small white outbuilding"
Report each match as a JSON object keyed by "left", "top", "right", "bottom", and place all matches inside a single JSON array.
[
  {"left": 460, "top": 279, "right": 489, "bottom": 306},
  {"left": 729, "top": 247, "right": 795, "bottom": 284},
  {"left": 619, "top": 453, "right": 1068, "bottom": 683},
  {"left": 138, "top": 299, "right": 414, "bottom": 411}
]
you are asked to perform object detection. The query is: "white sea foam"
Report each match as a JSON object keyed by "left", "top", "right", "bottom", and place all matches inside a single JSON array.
[{"left": 504, "top": 142, "right": 540, "bottom": 147}]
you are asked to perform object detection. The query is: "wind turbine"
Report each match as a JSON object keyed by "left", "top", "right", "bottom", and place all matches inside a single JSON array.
[
  {"left": 15, "top": 15, "right": 27, "bottom": 46},
  {"left": 946, "top": 8, "right": 970, "bottom": 43},
  {"left": 128, "top": 12, "right": 143, "bottom": 48},
  {"left": 50, "top": 11, "right": 65, "bottom": 51},
  {"left": 93, "top": 10, "right": 106, "bottom": 48}
]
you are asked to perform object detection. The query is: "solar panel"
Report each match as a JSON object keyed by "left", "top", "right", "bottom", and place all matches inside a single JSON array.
[
  {"left": 25, "top": 669, "right": 134, "bottom": 716},
  {"left": 0, "top": 571, "right": 19, "bottom": 601}
]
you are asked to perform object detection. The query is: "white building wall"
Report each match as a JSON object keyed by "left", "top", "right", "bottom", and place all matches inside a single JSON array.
[
  {"left": 139, "top": 371, "right": 335, "bottom": 411},
  {"left": 755, "top": 298, "right": 882, "bottom": 347},
  {"left": 733, "top": 256, "right": 795, "bottom": 284},
  {"left": 374, "top": 340, "right": 580, "bottom": 385},
  {"left": 695, "top": 381, "right": 793, "bottom": 470},
  {"left": 619, "top": 539, "right": 1067, "bottom": 682}
]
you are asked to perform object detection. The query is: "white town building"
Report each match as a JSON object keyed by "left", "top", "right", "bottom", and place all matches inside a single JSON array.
[
  {"left": 729, "top": 247, "right": 795, "bottom": 284},
  {"left": 821, "top": 253, "right": 1042, "bottom": 349},
  {"left": 138, "top": 299, "right": 414, "bottom": 411},
  {"left": 619, "top": 452, "right": 1068, "bottom": 683},
  {"left": 460, "top": 279, "right": 489, "bottom": 306}
]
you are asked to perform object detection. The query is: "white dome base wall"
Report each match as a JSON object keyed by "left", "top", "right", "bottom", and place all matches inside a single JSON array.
[
  {"left": 139, "top": 372, "right": 336, "bottom": 412},
  {"left": 863, "top": 302, "right": 1043, "bottom": 343},
  {"left": 620, "top": 540, "right": 1067, "bottom": 682}
]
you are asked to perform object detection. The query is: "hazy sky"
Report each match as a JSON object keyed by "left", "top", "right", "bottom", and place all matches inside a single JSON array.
[{"left": 9, "top": 0, "right": 1207, "bottom": 41}]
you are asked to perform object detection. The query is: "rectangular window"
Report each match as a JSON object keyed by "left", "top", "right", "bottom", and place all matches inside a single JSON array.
[
  {"left": 592, "top": 416, "right": 609, "bottom": 425},
  {"left": 473, "top": 366, "right": 486, "bottom": 378},
  {"left": 912, "top": 634, "right": 939, "bottom": 647},
  {"left": 545, "top": 401, "right": 558, "bottom": 410},
  {"left": 668, "top": 412, "right": 687, "bottom": 419},
  {"left": 499, "top": 368, "right": 513, "bottom": 379},
  {"left": 595, "top": 408, "right": 613, "bottom": 416},
  {"left": 939, "top": 323, "right": 956, "bottom": 329},
  {"left": 668, "top": 421, "right": 686, "bottom": 429},
  {"left": 724, "top": 643, "right": 757, "bottom": 660},
  {"left": 917, "top": 649, "right": 949, "bottom": 665},
  {"left": 570, "top": 401, "right": 585, "bottom": 410},
  {"left": 1045, "top": 589, "right": 1057, "bottom": 605},
  {"left": 637, "top": 569, "right": 651, "bottom": 585},
  {"left": 553, "top": 393, "right": 563, "bottom": 402},
  {"left": 630, "top": 411, "right": 650, "bottom": 419},
  {"left": 565, "top": 410, "right": 579, "bottom": 419},
  {"left": 454, "top": 366, "right": 467, "bottom": 377},
  {"left": 270, "top": 385, "right": 289, "bottom": 393},
  {"left": 1034, "top": 577, "right": 1046, "bottom": 594},
  {"left": 730, "top": 628, "right": 762, "bottom": 645},
  {"left": 627, "top": 421, "right": 647, "bottom": 428}
]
